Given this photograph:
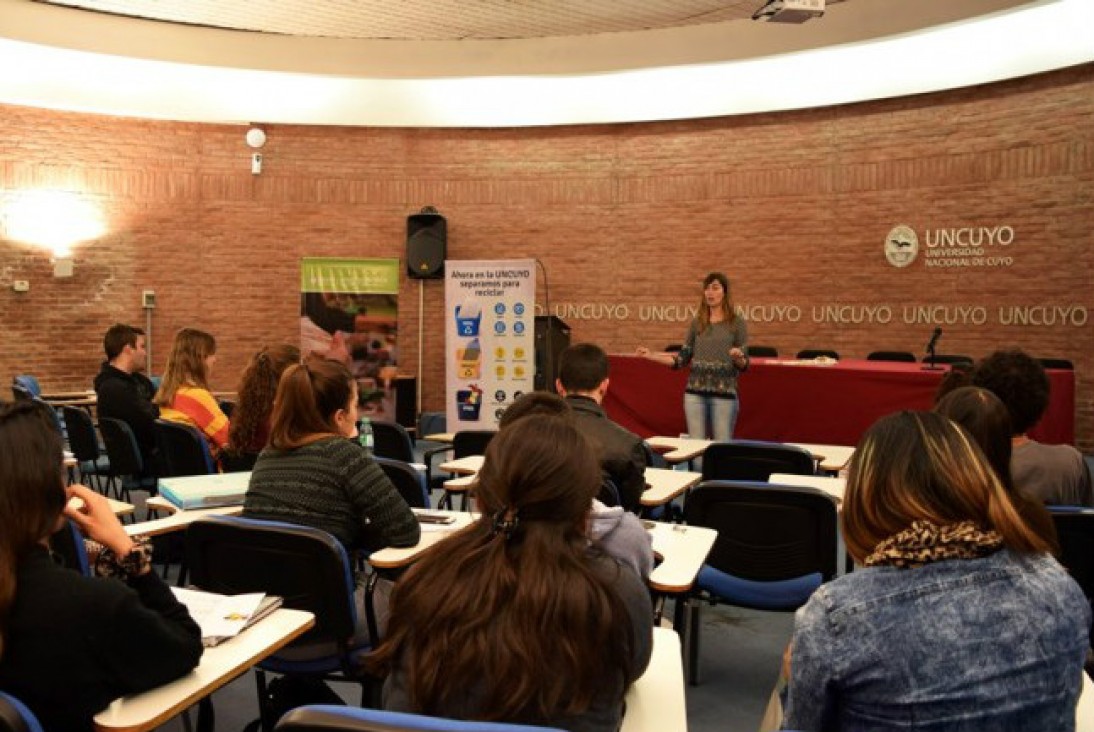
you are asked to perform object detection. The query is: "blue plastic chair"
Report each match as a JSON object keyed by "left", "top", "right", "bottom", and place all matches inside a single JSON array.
[
  {"left": 0, "top": 691, "right": 45, "bottom": 732},
  {"left": 275, "top": 705, "right": 565, "bottom": 732},
  {"left": 186, "top": 515, "right": 378, "bottom": 730},
  {"left": 154, "top": 419, "right": 215, "bottom": 476},
  {"left": 683, "top": 480, "right": 839, "bottom": 684},
  {"left": 375, "top": 456, "right": 430, "bottom": 509}
]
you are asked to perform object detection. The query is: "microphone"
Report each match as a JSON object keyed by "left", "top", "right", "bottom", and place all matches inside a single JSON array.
[{"left": 926, "top": 327, "right": 942, "bottom": 353}]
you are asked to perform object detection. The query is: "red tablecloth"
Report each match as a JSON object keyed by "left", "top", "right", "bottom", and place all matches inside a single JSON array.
[{"left": 603, "top": 355, "right": 1075, "bottom": 447}]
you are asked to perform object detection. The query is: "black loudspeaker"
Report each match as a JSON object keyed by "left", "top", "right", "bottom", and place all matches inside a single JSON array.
[
  {"left": 393, "top": 376, "right": 417, "bottom": 430},
  {"left": 534, "top": 316, "right": 571, "bottom": 392},
  {"left": 406, "top": 207, "right": 446, "bottom": 280}
]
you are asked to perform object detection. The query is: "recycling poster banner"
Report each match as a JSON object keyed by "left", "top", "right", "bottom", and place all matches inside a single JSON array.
[{"left": 445, "top": 260, "right": 536, "bottom": 430}]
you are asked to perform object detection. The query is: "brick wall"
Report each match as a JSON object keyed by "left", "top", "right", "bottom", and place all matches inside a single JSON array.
[{"left": 2, "top": 64, "right": 1092, "bottom": 448}]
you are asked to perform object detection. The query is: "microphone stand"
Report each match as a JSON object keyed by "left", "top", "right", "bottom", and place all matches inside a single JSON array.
[{"left": 923, "top": 330, "right": 943, "bottom": 371}]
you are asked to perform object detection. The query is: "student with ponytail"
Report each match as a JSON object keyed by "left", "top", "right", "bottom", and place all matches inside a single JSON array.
[
  {"left": 243, "top": 357, "right": 419, "bottom": 643},
  {"left": 782, "top": 411, "right": 1089, "bottom": 732},
  {"left": 370, "top": 414, "right": 653, "bottom": 732},
  {"left": 0, "top": 401, "right": 201, "bottom": 731}
]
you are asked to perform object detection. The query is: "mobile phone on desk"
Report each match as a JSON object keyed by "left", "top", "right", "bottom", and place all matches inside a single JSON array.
[{"left": 416, "top": 512, "right": 457, "bottom": 525}]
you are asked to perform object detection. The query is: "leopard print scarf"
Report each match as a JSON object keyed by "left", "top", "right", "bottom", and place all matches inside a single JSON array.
[{"left": 864, "top": 519, "right": 1003, "bottom": 569}]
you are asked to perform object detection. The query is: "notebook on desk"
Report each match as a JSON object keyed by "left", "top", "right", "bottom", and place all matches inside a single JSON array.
[
  {"left": 172, "top": 586, "right": 283, "bottom": 647},
  {"left": 158, "top": 471, "right": 252, "bottom": 510}
]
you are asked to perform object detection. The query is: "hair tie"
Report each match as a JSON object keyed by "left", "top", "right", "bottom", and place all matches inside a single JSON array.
[{"left": 491, "top": 507, "right": 520, "bottom": 540}]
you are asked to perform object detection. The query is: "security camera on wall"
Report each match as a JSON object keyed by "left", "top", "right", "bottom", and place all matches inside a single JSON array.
[{"left": 753, "top": 0, "right": 825, "bottom": 23}]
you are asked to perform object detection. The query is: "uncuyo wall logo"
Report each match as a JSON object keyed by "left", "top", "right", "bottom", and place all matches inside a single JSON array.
[{"left": 885, "top": 225, "right": 919, "bottom": 268}]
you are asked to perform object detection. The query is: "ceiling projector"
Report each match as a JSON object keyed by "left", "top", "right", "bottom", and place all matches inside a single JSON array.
[{"left": 752, "top": 0, "right": 825, "bottom": 23}]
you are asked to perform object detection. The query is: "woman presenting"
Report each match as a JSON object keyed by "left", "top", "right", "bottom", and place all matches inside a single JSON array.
[{"left": 637, "top": 271, "right": 748, "bottom": 440}]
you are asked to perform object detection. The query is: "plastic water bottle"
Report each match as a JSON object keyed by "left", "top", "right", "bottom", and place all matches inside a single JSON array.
[{"left": 358, "top": 417, "right": 374, "bottom": 456}]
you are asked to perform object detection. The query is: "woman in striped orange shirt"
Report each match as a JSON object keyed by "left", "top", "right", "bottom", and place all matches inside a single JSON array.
[{"left": 155, "top": 328, "right": 230, "bottom": 458}]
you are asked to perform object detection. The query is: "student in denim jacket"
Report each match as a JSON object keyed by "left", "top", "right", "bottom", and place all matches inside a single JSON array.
[{"left": 783, "top": 411, "right": 1090, "bottom": 732}]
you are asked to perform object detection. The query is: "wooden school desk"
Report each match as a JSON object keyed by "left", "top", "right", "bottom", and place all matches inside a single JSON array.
[{"left": 93, "top": 609, "right": 314, "bottom": 732}]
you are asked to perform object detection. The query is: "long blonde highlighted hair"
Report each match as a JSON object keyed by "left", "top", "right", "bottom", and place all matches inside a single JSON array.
[
  {"left": 842, "top": 411, "right": 1050, "bottom": 563},
  {"left": 155, "top": 328, "right": 217, "bottom": 405}
]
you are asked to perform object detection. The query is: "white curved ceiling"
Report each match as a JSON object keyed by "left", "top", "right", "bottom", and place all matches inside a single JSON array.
[{"left": 0, "top": 0, "right": 1090, "bottom": 126}]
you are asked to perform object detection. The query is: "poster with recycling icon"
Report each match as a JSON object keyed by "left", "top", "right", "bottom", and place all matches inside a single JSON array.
[{"left": 445, "top": 259, "right": 535, "bottom": 429}]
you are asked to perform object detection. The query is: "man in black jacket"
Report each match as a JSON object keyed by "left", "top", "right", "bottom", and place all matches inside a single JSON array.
[
  {"left": 556, "top": 343, "right": 647, "bottom": 513},
  {"left": 93, "top": 323, "right": 160, "bottom": 476}
]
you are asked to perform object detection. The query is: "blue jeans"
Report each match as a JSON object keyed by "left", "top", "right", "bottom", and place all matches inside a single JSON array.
[{"left": 683, "top": 392, "right": 738, "bottom": 441}]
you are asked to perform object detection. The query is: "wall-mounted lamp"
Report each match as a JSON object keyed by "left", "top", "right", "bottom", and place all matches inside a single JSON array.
[
  {"left": 1, "top": 189, "right": 105, "bottom": 277},
  {"left": 246, "top": 127, "right": 266, "bottom": 175}
]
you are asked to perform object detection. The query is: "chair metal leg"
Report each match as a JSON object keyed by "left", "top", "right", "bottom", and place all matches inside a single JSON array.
[
  {"left": 687, "top": 600, "right": 701, "bottom": 686},
  {"left": 255, "top": 669, "right": 274, "bottom": 732}
]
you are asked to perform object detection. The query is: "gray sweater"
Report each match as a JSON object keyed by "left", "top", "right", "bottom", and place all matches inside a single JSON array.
[
  {"left": 674, "top": 317, "right": 749, "bottom": 397},
  {"left": 244, "top": 436, "right": 420, "bottom": 552}
]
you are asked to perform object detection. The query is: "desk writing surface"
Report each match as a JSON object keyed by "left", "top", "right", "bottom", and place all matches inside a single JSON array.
[
  {"left": 641, "top": 468, "right": 701, "bottom": 507},
  {"left": 437, "top": 455, "right": 484, "bottom": 475},
  {"left": 769, "top": 473, "right": 846, "bottom": 503},
  {"left": 369, "top": 511, "right": 476, "bottom": 569},
  {"left": 124, "top": 506, "right": 243, "bottom": 538},
  {"left": 647, "top": 522, "right": 717, "bottom": 594},
  {"left": 622, "top": 627, "right": 686, "bottom": 732},
  {"left": 646, "top": 437, "right": 711, "bottom": 464},
  {"left": 787, "top": 443, "right": 855, "bottom": 472},
  {"left": 93, "top": 609, "right": 314, "bottom": 732}
]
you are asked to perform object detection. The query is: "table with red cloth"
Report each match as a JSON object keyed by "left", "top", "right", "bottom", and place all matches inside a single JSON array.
[{"left": 603, "top": 355, "right": 1075, "bottom": 447}]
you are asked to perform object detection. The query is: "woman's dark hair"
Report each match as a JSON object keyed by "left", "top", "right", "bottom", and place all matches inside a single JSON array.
[
  {"left": 935, "top": 386, "right": 1058, "bottom": 553},
  {"left": 268, "top": 357, "right": 354, "bottom": 450},
  {"left": 368, "top": 414, "right": 636, "bottom": 720},
  {"left": 0, "top": 401, "right": 67, "bottom": 660},
  {"left": 970, "top": 349, "right": 1050, "bottom": 435},
  {"left": 228, "top": 344, "right": 300, "bottom": 453}
]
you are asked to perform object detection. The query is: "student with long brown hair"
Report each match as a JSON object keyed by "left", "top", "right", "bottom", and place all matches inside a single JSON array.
[
  {"left": 636, "top": 271, "right": 749, "bottom": 440},
  {"left": 934, "top": 385, "right": 1058, "bottom": 551},
  {"left": 0, "top": 401, "right": 201, "bottom": 731},
  {"left": 222, "top": 343, "right": 300, "bottom": 472},
  {"left": 155, "top": 327, "right": 230, "bottom": 454},
  {"left": 782, "top": 411, "right": 1088, "bottom": 732},
  {"left": 370, "top": 414, "right": 653, "bottom": 731}
]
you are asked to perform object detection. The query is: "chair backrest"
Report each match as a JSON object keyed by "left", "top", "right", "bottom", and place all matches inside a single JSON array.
[
  {"left": 796, "top": 349, "right": 839, "bottom": 360},
  {"left": 48, "top": 518, "right": 90, "bottom": 576},
  {"left": 12, "top": 375, "right": 41, "bottom": 398},
  {"left": 372, "top": 420, "right": 415, "bottom": 463},
  {"left": 186, "top": 515, "right": 358, "bottom": 650},
  {"left": 1047, "top": 508, "right": 1094, "bottom": 606},
  {"left": 684, "top": 481, "right": 839, "bottom": 583},
  {"left": 275, "top": 705, "right": 565, "bottom": 732},
  {"left": 1038, "top": 357, "right": 1074, "bottom": 370},
  {"left": 99, "top": 417, "right": 146, "bottom": 477},
  {"left": 748, "top": 345, "right": 778, "bottom": 358},
  {"left": 866, "top": 350, "right": 916, "bottom": 363},
  {"left": 375, "top": 456, "right": 430, "bottom": 509},
  {"left": 418, "top": 412, "right": 447, "bottom": 438},
  {"left": 922, "top": 354, "right": 973, "bottom": 365},
  {"left": 0, "top": 692, "right": 44, "bottom": 732},
  {"left": 155, "top": 419, "right": 215, "bottom": 476},
  {"left": 701, "top": 441, "right": 815, "bottom": 483},
  {"left": 62, "top": 406, "right": 101, "bottom": 462},
  {"left": 452, "top": 430, "right": 497, "bottom": 459}
]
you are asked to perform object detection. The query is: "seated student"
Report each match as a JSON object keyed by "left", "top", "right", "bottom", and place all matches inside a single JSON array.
[
  {"left": 221, "top": 344, "right": 300, "bottom": 472},
  {"left": 498, "top": 391, "right": 653, "bottom": 578},
  {"left": 155, "top": 327, "right": 231, "bottom": 458},
  {"left": 243, "top": 357, "right": 419, "bottom": 634},
  {"left": 782, "top": 411, "right": 1089, "bottom": 732},
  {"left": 94, "top": 323, "right": 161, "bottom": 476},
  {"left": 0, "top": 400, "right": 202, "bottom": 731},
  {"left": 972, "top": 349, "right": 1093, "bottom": 506},
  {"left": 370, "top": 414, "right": 653, "bottom": 732},
  {"left": 935, "top": 385, "right": 1058, "bottom": 551},
  {"left": 556, "top": 343, "right": 647, "bottom": 513}
]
